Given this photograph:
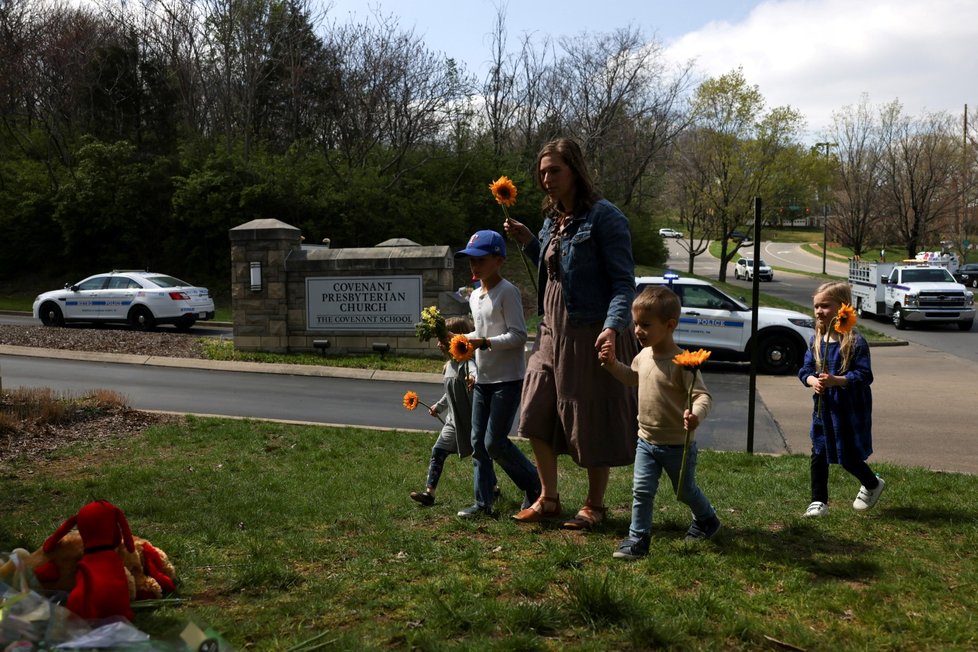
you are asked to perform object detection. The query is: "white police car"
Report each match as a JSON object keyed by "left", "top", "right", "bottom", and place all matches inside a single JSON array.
[
  {"left": 33, "top": 270, "right": 215, "bottom": 331},
  {"left": 635, "top": 274, "right": 814, "bottom": 374}
]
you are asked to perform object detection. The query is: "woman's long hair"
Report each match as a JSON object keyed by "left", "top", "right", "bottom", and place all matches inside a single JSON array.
[
  {"left": 812, "top": 281, "right": 857, "bottom": 373},
  {"left": 535, "top": 138, "right": 601, "bottom": 217}
]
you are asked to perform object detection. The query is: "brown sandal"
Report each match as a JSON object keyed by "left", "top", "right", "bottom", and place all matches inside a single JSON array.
[
  {"left": 562, "top": 502, "right": 607, "bottom": 530},
  {"left": 511, "top": 495, "right": 561, "bottom": 523}
]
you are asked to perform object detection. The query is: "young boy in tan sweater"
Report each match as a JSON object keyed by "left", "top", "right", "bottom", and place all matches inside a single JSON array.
[{"left": 599, "top": 285, "right": 720, "bottom": 559}]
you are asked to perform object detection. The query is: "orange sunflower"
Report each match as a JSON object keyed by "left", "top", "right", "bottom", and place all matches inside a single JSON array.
[
  {"left": 833, "top": 303, "right": 857, "bottom": 334},
  {"left": 673, "top": 348, "right": 712, "bottom": 369},
  {"left": 672, "top": 348, "right": 711, "bottom": 501},
  {"left": 402, "top": 391, "right": 420, "bottom": 410},
  {"left": 449, "top": 334, "right": 476, "bottom": 363},
  {"left": 489, "top": 176, "right": 518, "bottom": 207}
]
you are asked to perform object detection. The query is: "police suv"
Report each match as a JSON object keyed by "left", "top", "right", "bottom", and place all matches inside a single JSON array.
[
  {"left": 635, "top": 275, "right": 815, "bottom": 375},
  {"left": 33, "top": 270, "right": 215, "bottom": 331}
]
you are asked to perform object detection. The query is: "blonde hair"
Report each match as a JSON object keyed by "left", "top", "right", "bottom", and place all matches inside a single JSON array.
[
  {"left": 632, "top": 286, "right": 681, "bottom": 322},
  {"left": 812, "top": 281, "right": 857, "bottom": 373}
]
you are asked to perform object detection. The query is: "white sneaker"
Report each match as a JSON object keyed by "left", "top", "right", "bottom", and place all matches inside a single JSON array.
[
  {"left": 803, "top": 501, "right": 828, "bottom": 518},
  {"left": 853, "top": 476, "right": 886, "bottom": 511}
]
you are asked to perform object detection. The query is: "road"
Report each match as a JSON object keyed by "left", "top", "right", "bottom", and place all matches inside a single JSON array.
[
  {"left": 665, "top": 239, "right": 978, "bottom": 364},
  {"left": 0, "top": 353, "right": 786, "bottom": 454}
]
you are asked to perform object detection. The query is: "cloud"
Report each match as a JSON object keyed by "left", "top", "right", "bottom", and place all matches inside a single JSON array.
[{"left": 665, "top": 0, "right": 978, "bottom": 138}]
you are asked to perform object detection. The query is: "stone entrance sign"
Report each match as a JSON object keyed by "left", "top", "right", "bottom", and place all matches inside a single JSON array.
[{"left": 230, "top": 218, "right": 461, "bottom": 355}]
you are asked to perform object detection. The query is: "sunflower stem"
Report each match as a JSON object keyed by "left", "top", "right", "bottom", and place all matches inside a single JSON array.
[
  {"left": 676, "top": 369, "right": 696, "bottom": 501},
  {"left": 501, "top": 205, "right": 538, "bottom": 294}
]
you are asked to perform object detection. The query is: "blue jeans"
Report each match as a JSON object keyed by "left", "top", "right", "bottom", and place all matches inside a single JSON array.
[
  {"left": 629, "top": 438, "right": 715, "bottom": 537},
  {"left": 471, "top": 380, "right": 540, "bottom": 508}
]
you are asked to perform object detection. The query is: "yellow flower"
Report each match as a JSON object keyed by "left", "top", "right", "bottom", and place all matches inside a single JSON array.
[
  {"left": 673, "top": 348, "right": 712, "bottom": 369},
  {"left": 834, "top": 303, "right": 857, "bottom": 334},
  {"left": 489, "top": 176, "right": 517, "bottom": 207},
  {"left": 402, "top": 391, "right": 420, "bottom": 410},
  {"left": 449, "top": 334, "right": 476, "bottom": 362}
]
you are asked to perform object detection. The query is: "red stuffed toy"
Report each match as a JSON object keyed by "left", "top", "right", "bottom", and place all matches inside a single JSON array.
[{"left": 42, "top": 500, "right": 136, "bottom": 621}]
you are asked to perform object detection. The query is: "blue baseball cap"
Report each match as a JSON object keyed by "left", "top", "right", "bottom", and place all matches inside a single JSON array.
[{"left": 455, "top": 230, "right": 506, "bottom": 258}]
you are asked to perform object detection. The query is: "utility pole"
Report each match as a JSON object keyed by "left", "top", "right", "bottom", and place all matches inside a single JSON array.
[{"left": 815, "top": 142, "right": 836, "bottom": 274}]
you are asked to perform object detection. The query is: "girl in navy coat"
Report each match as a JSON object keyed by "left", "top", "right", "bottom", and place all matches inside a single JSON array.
[{"left": 799, "top": 282, "right": 885, "bottom": 517}]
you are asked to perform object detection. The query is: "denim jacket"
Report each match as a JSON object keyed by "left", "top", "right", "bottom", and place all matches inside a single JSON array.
[{"left": 523, "top": 198, "right": 635, "bottom": 333}]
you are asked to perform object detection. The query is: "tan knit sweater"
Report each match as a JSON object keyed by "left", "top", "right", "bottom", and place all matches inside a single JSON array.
[{"left": 603, "top": 346, "right": 712, "bottom": 445}]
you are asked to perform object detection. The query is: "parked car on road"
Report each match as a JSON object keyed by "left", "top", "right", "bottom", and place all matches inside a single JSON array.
[
  {"left": 728, "top": 230, "right": 753, "bottom": 245},
  {"left": 33, "top": 271, "right": 215, "bottom": 331},
  {"left": 635, "top": 274, "right": 814, "bottom": 374},
  {"left": 734, "top": 258, "right": 774, "bottom": 281},
  {"left": 658, "top": 228, "right": 683, "bottom": 238},
  {"left": 953, "top": 263, "right": 978, "bottom": 288}
]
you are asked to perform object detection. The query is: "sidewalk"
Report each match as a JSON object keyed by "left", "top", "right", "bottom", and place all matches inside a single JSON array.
[{"left": 756, "top": 340, "right": 978, "bottom": 475}]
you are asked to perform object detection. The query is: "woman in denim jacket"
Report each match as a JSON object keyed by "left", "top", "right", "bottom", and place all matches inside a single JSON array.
[{"left": 505, "top": 138, "right": 638, "bottom": 529}]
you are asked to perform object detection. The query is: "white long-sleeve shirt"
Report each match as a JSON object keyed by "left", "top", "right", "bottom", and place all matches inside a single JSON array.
[{"left": 466, "top": 278, "right": 527, "bottom": 384}]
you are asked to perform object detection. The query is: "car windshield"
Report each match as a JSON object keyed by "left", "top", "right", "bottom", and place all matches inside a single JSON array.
[
  {"left": 903, "top": 269, "right": 955, "bottom": 283},
  {"left": 144, "top": 275, "right": 192, "bottom": 288}
]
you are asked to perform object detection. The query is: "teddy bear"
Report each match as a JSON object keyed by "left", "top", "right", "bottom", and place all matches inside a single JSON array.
[{"left": 0, "top": 500, "right": 177, "bottom": 620}]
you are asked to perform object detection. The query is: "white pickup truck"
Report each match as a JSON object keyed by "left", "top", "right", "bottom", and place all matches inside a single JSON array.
[{"left": 848, "top": 259, "right": 975, "bottom": 331}]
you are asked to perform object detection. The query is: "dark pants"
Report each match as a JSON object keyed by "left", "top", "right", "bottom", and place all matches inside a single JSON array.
[
  {"left": 810, "top": 448, "right": 878, "bottom": 504},
  {"left": 425, "top": 446, "right": 452, "bottom": 490}
]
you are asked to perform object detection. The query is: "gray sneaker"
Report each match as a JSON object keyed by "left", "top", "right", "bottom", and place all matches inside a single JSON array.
[
  {"left": 684, "top": 514, "right": 722, "bottom": 542},
  {"left": 457, "top": 504, "right": 494, "bottom": 519},
  {"left": 853, "top": 476, "right": 885, "bottom": 511},
  {"left": 613, "top": 534, "right": 651, "bottom": 560}
]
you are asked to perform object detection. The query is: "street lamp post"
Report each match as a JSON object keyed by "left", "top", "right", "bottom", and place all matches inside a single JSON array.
[{"left": 815, "top": 142, "right": 836, "bottom": 275}]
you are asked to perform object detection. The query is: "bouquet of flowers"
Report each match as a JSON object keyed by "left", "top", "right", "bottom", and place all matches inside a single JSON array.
[{"left": 415, "top": 305, "right": 449, "bottom": 345}]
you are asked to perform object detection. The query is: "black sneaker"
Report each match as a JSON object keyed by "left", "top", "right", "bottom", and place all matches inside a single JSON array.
[
  {"left": 612, "top": 534, "right": 651, "bottom": 560},
  {"left": 410, "top": 491, "right": 435, "bottom": 507},
  {"left": 685, "top": 514, "right": 722, "bottom": 542},
  {"left": 457, "top": 504, "right": 494, "bottom": 519}
]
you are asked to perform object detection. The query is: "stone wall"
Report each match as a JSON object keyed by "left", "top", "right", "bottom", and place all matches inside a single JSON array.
[{"left": 230, "top": 219, "right": 463, "bottom": 355}]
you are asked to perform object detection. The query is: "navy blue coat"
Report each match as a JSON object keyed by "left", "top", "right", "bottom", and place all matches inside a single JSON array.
[{"left": 798, "top": 334, "right": 874, "bottom": 463}]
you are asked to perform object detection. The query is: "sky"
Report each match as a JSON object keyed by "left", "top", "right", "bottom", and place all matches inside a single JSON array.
[{"left": 320, "top": 0, "right": 978, "bottom": 141}]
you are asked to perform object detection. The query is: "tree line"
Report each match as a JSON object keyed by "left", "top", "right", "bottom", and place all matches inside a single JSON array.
[{"left": 1, "top": 0, "right": 974, "bottom": 294}]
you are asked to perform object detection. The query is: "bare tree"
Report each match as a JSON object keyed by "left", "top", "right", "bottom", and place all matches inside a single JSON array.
[
  {"left": 879, "top": 102, "right": 960, "bottom": 257},
  {"left": 829, "top": 95, "right": 883, "bottom": 257},
  {"left": 548, "top": 27, "right": 694, "bottom": 207}
]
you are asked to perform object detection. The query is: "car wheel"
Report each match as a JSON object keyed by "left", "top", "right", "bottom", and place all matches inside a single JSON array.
[
  {"left": 972, "top": 279, "right": 978, "bottom": 288},
  {"left": 39, "top": 302, "right": 64, "bottom": 327},
  {"left": 175, "top": 315, "right": 197, "bottom": 332},
  {"left": 757, "top": 333, "right": 799, "bottom": 375},
  {"left": 734, "top": 269, "right": 740, "bottom": 280},
  {"left": 128, "top": 305, "right": 157, "bottom": 331},
  {"left": 892, "top": 306, "right": 908, "bottom": 330},
  {"left": 958, "top": 319, "right": 974, "bottom": 331}
]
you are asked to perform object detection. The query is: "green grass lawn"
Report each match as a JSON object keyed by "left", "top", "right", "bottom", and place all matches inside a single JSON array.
[{"left": 2, "top": 417, "right": 976, "bottom": 650}]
